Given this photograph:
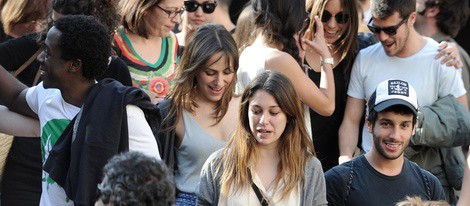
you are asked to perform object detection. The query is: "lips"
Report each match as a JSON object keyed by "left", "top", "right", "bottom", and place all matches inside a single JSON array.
[
  {"left": 382, "top": 41, "right": 395, "bottom": 53},
  {"left": 256, "top": 128, "right": 272, "bottom": 139},
  {"left": 191, "top": 19, "right": 204, "bottom": 25},
  {"left": 209, "top": 86, "right": 224, "bottom": 94},
  {"left": 383, "top": 140, "right": 402, "bottom": 151}
]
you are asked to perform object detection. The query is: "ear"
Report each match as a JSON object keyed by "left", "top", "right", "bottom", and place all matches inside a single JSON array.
[
  {"left": 425, "top": 6, "right": 439, "bottom": 18},
  {"left": 408, "top": 12, "right": 417, "bottom": 26},
  {"left": 411, "top": 118, "right": 418, "bottom": 135},
  {"left": 67, "top": 59, "right": 82, "bottom": 73},
  {"left": 365, "top": 117, "right": 373, "bottom": 133}
]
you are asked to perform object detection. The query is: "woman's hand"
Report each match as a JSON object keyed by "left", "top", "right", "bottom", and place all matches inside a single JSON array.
[
  {"left": 436, "top": 41, "right": 462, "bottom": 69},
  {"left": 302, "top": 16, "right": 332, "bottom": 59}
]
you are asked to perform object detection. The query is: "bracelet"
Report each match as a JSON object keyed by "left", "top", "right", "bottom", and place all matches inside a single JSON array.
[{"left": 321, "top": 57, "right": 334, "bottom": 67}]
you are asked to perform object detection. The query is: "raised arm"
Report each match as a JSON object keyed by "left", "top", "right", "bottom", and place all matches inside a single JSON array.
[
  {"left": 0, "top": 65, "right": 36, "bottom": 118},
  {"left": 338, "top": 96, "right": 365, "bottom": 164},
  {"left": 0, "top": 105, "right": 40, "bottom": 137},
  {"left": 265, "top": 16, "right": 335, "bottom": 116}
]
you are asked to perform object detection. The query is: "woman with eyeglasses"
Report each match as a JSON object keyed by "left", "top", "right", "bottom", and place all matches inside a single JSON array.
[
  {"left": 176, "top": 0, "right": 217, "bottom": 46},
  {"left": 302, "top": 0, "right": 463, "bottom": 171},
  {"left": 114, "top": 0, "right": 184, "bottom": 103},
  {"left": 157, "top": 23, "right": 240, "bottom": 206},
  {"left": 198, "top": 70, "right": 327, "bottom": 205},
  {"left": 236, "top": 0, "right": 336, "bottom": 141}
]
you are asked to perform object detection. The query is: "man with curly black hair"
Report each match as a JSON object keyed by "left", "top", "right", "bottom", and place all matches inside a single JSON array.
[
  {"left": 0, "top": 15, "right": 161, "bottom": 205},
  {"left": 96, "top": 152, "right": 175, "bottom": 206}
]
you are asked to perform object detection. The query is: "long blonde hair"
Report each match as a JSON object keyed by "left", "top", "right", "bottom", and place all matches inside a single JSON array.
[
  {"left": 217, "top": 70, "right": 315, "bottom": 200},
  {"left": 163, "top": 24, "right": 239, "bottom": 130}
]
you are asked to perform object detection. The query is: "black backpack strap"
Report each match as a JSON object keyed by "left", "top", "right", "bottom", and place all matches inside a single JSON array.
[
  {"left": 420, "top": 168, "right": 432, "bottom": 200},
  {"left": 411, "top": 161, "right": 432, "bottom": 200},
  {"left": 344, "top": 158, "right": 355, "bottom": 203}
]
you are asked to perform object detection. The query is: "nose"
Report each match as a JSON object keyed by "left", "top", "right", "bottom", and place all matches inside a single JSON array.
[
  {"left": 259, "top": 113, "right": 269, "bottom": 126},
  {"left": 327, "top": 17, "right": 337, "bottom": 28},
  {"left": 389, "top": 126, "right": 401, "bottom": 139},
  {"left": 378, "top": 31, "right": 389, "bottom": 42},
  {"left": 171, "top": 14, "right": 181, "bottom": 24},
  {"left": 214, "top": 73, "right": 224, "bottom": 86},
  {"left": 195, "top": 6, "right": 204, "bottom": 16},
  {"left": 37, "top": 50, "right": 45, "bottom": 65}
]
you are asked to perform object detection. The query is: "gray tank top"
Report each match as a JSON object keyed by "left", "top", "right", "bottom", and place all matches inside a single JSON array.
[{"left": 175, "top": 110, "right": 226, "bottom": 193}]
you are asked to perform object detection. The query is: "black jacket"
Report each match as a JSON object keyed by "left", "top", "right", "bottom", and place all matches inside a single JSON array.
[{"left": 43, "top": 79, "right": 161, "bottom": 205}]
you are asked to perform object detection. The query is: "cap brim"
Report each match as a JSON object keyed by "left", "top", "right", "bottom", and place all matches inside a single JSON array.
[{"left": 373, "top": 99, "right": 417, "bottom": 115}]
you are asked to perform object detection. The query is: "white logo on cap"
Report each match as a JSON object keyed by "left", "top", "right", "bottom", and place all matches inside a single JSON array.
[{"left": 388, "top": 80, "right": 409, "bottom": 96}]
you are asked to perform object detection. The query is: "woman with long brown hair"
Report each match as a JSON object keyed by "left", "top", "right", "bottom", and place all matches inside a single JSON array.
[
  {"left": 157, "top": 23, "right": 240, "bottom": 205},
  {"left": 198, "top": 70, "right": 326, "bottom": 205}
]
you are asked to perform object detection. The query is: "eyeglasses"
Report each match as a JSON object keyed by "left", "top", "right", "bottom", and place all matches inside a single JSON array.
[
  {"left": 156, "top": 4, "right": 184, "bottom": 18},
  {"left": 321, "top": 10, "right": 349, "bottom": 24},
  {"left": 367, "top": 16, "right": 409, "bottom": 36},
  {"left": 184, "top": 1, "right": 217, "bottom": 14}
]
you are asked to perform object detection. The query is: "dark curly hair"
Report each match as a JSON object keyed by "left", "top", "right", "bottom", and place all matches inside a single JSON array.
[
  {"left": 98, "top": 152, "right": 175, "bottom": 206},
  {"left": 54, "top": 15, "right": 111, "bottom": 80},
  {"left": 52, "top": 0, "right": 119, "bottom": 34},
  {"left": 251, "top": 0, "right": 306, "bottom": 65},
  {"left": 38, "top": 0, "right": 119, "bottom": 43}
]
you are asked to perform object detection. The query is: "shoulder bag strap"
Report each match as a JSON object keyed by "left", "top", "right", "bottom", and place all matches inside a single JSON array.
[
  {"left": 248, "top": 168, "right": 269, "bottom": 206},
  {"left": 12, "top": 48, "right": 43, "bottom": 78},
  {"left": 345, "top": 158, "right": 355, "bottom": 203}
]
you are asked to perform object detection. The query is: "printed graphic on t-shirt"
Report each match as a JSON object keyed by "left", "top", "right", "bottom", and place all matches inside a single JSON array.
[{"left": 40, "top": 118, "right": 72, "bottom": 204}]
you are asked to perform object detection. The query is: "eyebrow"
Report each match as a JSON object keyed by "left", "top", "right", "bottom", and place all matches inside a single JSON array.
[{"left": 251, "top": 105, "right": 281, "bottom": 109}]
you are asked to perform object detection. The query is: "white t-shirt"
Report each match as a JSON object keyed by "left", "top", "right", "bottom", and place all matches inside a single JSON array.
[
  {"left": 236, "top": 44, "right": 278, "bottom": 95},
  {"left": 26, "top": 82, "right": 160, "bottom": 206},
  {"left": 348, "top": 37, "right": 467, "bottom": 152}
]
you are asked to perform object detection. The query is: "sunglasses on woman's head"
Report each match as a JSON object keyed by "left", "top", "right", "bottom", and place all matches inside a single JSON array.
[
  {"left": 321, "top": 10, "right": 349, "bottom": 24},
  {"left": 184, "top": 1, "right": 217, "bottom": 14},
  {"left": 367, "top": 16, "right": 408, "bottom": 36}
]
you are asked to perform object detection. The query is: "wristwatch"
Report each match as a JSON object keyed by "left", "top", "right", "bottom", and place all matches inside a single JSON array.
[{"left": 320, "top": 57, "right": 335, "bottom": 66}]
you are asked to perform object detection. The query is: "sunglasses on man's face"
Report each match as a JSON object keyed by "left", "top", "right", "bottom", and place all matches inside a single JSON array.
[
  {"left": 184, "top": 1, "right": 217, "bottom": 14},
  {"left": 321, "top": 10, "right": 349, "bottom": 24},
  {"left": 367, "top": 16, "right": 408, "bottom": 36}
]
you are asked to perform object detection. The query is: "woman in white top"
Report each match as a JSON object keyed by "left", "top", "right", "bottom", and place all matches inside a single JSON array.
[
  {"left": 236, "top": 0, "right": 335, "bottom": 116},
  {"left": 198, "top": 70, "right": 327, "bottom": 206},
  {"left": 159, "top": 23, "right": 240, "bottom": 205}
]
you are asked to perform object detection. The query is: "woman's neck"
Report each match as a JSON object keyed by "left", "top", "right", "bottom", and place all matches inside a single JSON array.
[{"left": 254, "top": 33, "right": 283, "bottom": 50}]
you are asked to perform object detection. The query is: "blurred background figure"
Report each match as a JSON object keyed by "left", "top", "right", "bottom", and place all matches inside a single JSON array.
[
  {"left": 0, "top": 0, "right": 49, "bottom": 42},
  {"left": 232, "top": 5, "right": 253, "bottom": 53},
  {"left": 96, "top": 152, "right": 175, "bottom": 206},
  {"left": 212, "top": 0, "right": 235, "bottom": 33},
  {"left": 176, "top": 0, "right": 217, "bottom": 46}
]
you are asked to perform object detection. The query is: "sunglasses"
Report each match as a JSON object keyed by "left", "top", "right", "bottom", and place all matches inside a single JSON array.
[
  {"left": 321, "top": 10, "right": 349, "bottom": 24},
  {"left": 367, "top": 16, "right": 408, "bottom": 36},
  {"left": 184, "top": 1, "right": 217, "bottom": 14}
]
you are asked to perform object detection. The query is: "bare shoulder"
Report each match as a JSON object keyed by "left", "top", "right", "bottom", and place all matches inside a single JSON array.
[{"left": 265, "top": 50, "right": 298, "bottom": 68}]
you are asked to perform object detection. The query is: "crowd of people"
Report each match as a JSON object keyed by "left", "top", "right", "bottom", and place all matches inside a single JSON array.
[{"left": 0, "top": 0, "right": 468, "bottom": 205}]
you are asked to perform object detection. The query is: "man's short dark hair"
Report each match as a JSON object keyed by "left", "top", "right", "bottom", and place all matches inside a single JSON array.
[
  {"left": 433, "top": 0, "right": 469, "bottom": 38},
  {"left": 372, "top": 0, "right": 416, "bottom": 19},
  {"left": 368, "top": 104, "right": 418, "bottom": 127},
  {"left": 54, "top": 15, "right": 111, "bottom": 80},
  {"left": 98, "top": 152, "right": 175, "bottom": 206}
]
